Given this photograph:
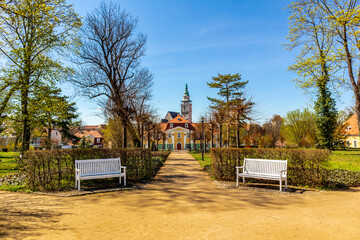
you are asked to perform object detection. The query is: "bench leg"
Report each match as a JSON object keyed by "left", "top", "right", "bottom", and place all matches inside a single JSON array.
[
  {"left": 236, "top": 168, "right": 239, "bottom": 186},
  {"left": 280, "top": 180, "right": 282, "bottom": 191},
  {"left": 78, "top": 180, "right": 80, "bottom": 191},
  {"left": 124, "top": 169, "right": 126, "bottom": 187},
  {"left": 119, "top": 175, "right": 122, "bottom": 185},
  {"left": 285, "top": 178, "right": 288, "bottom": 189},
  {"left": 243, "top": 176, "right": 245, "bottom": 184},
  {"left": 75, "top": 177, "right": 77, "bottom": 189}
]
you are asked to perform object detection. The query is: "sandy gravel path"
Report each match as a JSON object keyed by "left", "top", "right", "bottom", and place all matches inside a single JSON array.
[{"left": 1, "top": 151, "right": 360, "bottom": 239}]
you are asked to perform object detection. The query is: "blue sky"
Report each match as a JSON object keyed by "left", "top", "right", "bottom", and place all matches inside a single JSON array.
[{"left": 66, "top": 0, "right": 353, "bottom": 125}]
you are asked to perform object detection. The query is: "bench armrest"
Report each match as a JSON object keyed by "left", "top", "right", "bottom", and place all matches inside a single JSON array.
[
  {"left": 121, "top": 166, "right": 127, "bottom": 169},
  {"left": 75, "top": 169, "right": 80, "bottom": 172},
  {"left": 280, "top": 169, "right": 287, "bottom": 176},
  {"left": 236, "top": 166, "right": 244, "bottom": 169}
]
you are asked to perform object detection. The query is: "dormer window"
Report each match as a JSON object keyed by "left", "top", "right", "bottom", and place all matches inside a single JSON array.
[
  {"left": 185, "top": 123, "right": 189, "bottom": 128},
  {"left": 178, "top": 118, "right": 182, "bottom": 121},
  {"left": 347, "top": 126, "right": 352, "bottom": 131},
  {"left": 170, "top": 123, "right": 173, "bottom": 128}
]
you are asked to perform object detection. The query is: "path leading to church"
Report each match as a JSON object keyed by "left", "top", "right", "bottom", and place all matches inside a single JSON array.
[{"left": 1, "top": 151, "right": 360, "bottom": 239}]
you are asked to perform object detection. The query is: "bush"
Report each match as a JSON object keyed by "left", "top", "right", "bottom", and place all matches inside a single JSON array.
[
  {"left": 211, "top": 148, "right": 331, "bottom": 187},
  {"left": 321, "top": 169, "right": 360, "bottom": 189},
  {"left": 23, "top": 148, "right": 169, "bottom": 191}
]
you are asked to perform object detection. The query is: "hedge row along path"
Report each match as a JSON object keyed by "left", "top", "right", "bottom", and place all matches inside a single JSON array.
[{"left": 1, "top": 151, "right": 360, "bottom": 239}]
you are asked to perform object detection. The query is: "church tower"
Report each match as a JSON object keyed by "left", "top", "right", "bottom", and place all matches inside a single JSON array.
[{"left": 181, "top": 84, "right": 192, "bottom": 122}]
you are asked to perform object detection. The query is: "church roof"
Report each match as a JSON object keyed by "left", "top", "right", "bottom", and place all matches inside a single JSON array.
[
  {"left": 167, "top": 111, "right": 179, "bottom": 119},
  {"left": 168, "top": 114, "right": 190, "bottom": 123}
]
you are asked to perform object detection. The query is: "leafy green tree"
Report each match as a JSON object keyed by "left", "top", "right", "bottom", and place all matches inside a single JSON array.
[
  {"left": 313, "top": 0, "right": 360, "bottom": 138},
  {"left": 207, "top": 73, "right": 249, "bottom": 147},
  {"left": 0, "top": 0, "right": 81, "bottom": 153},
  {"left": 33, "top": 86, "right": 80, "bottom": 149},
  {"left": 287, "top": 0, "right": 339, "bottom": 149},
  {"left": 283, "top": 109, "right": 317, "bottom": 148}
]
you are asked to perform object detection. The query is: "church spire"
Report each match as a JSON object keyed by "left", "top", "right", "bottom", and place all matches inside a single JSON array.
[
  {"left": 184, "top": 84, "right": 189, "bottom": 96},
  {"left": 181, "top": 83, "right": 192, "bottom": 122}
]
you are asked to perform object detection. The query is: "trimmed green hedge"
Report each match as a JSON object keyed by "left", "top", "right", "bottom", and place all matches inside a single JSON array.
[
  {"left": 211, "top": 148, "right": 331, "bottom": 187},
  {"left": 23, "top": 149, "right": 170, "bottom": 191}
]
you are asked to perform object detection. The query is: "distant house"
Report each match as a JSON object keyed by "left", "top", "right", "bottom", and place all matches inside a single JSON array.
[
  {"left": 343, "top": 114, "right": 360, "bottom": 148},
  {"left": 31, "top": 129, "right": 62, "bottom": 149},
  {"left": 73, "top": 125, "right": 105, "bottom": 148}
]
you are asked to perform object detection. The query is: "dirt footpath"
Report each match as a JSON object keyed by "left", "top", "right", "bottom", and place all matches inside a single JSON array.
[{"left": 1, "top": 151, "right": 360, "bottom": 240}]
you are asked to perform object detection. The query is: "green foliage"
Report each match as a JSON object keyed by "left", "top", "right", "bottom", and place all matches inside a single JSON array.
[
  {"left": 283, "top": 108, "right": 317, "bottom": 147},
  {"left": 23, "top": 148, "right": 170, "bottom": 191},
  {"left": 321, "top": 169, "right": 360, "bottom": 189},
  {"left": 207, "top": 73, "right": 248, "bottom": 108},
  {"left": 314, "top": 86, "right": 338, "bottom": 149},
  {"left": 211, "top": 148, "right": 330, "bottom": 187},
  {"left": 0, "top": 0, "right": 81, "bottom": 152},
  {"left": 286, "top": 1, "right": 340, "bottom": 149}
]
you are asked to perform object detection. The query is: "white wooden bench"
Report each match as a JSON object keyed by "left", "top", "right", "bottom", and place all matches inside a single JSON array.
[
  {"left": 75, "top": 158, "right": 126, "bottom": 191},
  {"left": 236, "top": 158, "right": 288, "bottom": 191}
]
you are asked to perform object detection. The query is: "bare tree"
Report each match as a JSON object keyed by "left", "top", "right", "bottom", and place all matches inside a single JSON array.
[{"left": 72, "top": 2, "right": 153, "bottom": 148}]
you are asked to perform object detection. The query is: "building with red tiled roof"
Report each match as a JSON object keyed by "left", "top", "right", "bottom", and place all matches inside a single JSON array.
[
  {"left": 144, "top": 85, "right": 218, "bottom": 150},
  {"left": 343, "top": 114, "right": 360, "bottom": 148},
  {"left": 74, "top": 127, "right": 104, "bottom": 147}
]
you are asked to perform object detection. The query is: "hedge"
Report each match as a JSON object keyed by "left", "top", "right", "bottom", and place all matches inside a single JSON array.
[
  {"left": 23, "top": 148, "right": 170, "bottom": 191},
  {"left": 211, "top": 148, "right": 331, "bottom": 187}
]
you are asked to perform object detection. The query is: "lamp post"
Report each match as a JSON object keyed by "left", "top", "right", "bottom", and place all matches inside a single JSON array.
[{"left": 201, "top": 116, "right": 204, "bottom": 161}]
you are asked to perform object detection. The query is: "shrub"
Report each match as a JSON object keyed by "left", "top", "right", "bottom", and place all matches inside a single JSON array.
[
  {"left": 23, "top": 148, "right": 169, "bottom": 191},
  {"left": 321, "top": 169, "right": 360, "bottom": 189},
  {"left": 211, "top": 148, "right": 331, "bottom": 187}
]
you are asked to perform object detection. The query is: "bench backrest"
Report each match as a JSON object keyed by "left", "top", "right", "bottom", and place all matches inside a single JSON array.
[
  {"left": 75, "top": 158, "right": 122, "bottom": 175},
  {"left": 244, "top": 158, "right": 287, "bottom": 176}
]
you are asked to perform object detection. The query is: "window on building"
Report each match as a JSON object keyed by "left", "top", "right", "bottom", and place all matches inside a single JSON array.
[
  {"left": 185, "top": 123, "right": 188, "bottom": 128},
  {"left": 168, "top": 133, "right": 171, "bottom": 138},
  {"left": 187, "top": 133, "right": 190, "bottom": 138},
  {"left": 354, "top": 140, "right": 357, "bottom": 148},
  {"left": 178, "top": 118, "right": 182, "bottom": 121},
  {"left": 178, "top": 133, "right": 181, "bottom": 138},
  {"left": 347, "top": 126, "right": 352, "bottom": 131},
  {"left": 170, "top": 123, "right": 173, "bottom": 128},
  {"left": 97, "top": 138, "right": 100, "bottom": 143},
  {"left": 347, "top": 140, "right": 350, "bottom": 147}
]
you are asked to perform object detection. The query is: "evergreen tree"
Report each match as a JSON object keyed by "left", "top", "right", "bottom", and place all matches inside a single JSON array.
[{"left": 207, "top": 73, "right": 249, "bottom": 147}]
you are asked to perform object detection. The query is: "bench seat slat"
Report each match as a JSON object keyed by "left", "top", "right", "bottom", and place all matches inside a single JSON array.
[{"left": 238, "top": 173, "right": 284, "bottom": 181}]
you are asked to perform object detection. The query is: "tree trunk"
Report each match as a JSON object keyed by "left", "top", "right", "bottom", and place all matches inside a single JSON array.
[
  {"left": 236, "top": 123, "right": 240, "bottom": 148},
  {"left": 21, "top": 87, "right": 30, "bottom": 155},
  {"left": 47, "top": 126, "right": 52, "bottom": 150},
  {"left": 219, "top": 124, "right": 223, "bottom": 148},
  {"left": 123, "top": 122, "right": 127, "bottom": 148},
  {"left": 227, "top": 123, "right": 230, "bottom": 147},
  {"left": 141, "top": 124, "right": 144, "bottom": 148},
  {"left": 211, "top": 126, "right": 214, "bottom": 148}
]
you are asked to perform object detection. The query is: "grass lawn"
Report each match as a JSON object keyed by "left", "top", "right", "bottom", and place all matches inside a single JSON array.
[
  {"left": 0, "top": 152, "right": 20, "bottom": 177},
  {"left": 329, "top": 149, "right": 360, "bottom": 172},
  {"left": 189, "top": 152, "right": 211, "bottom": 173},
  {"left": 191, "top": 149, "right": 360, "bottom": 172}
]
